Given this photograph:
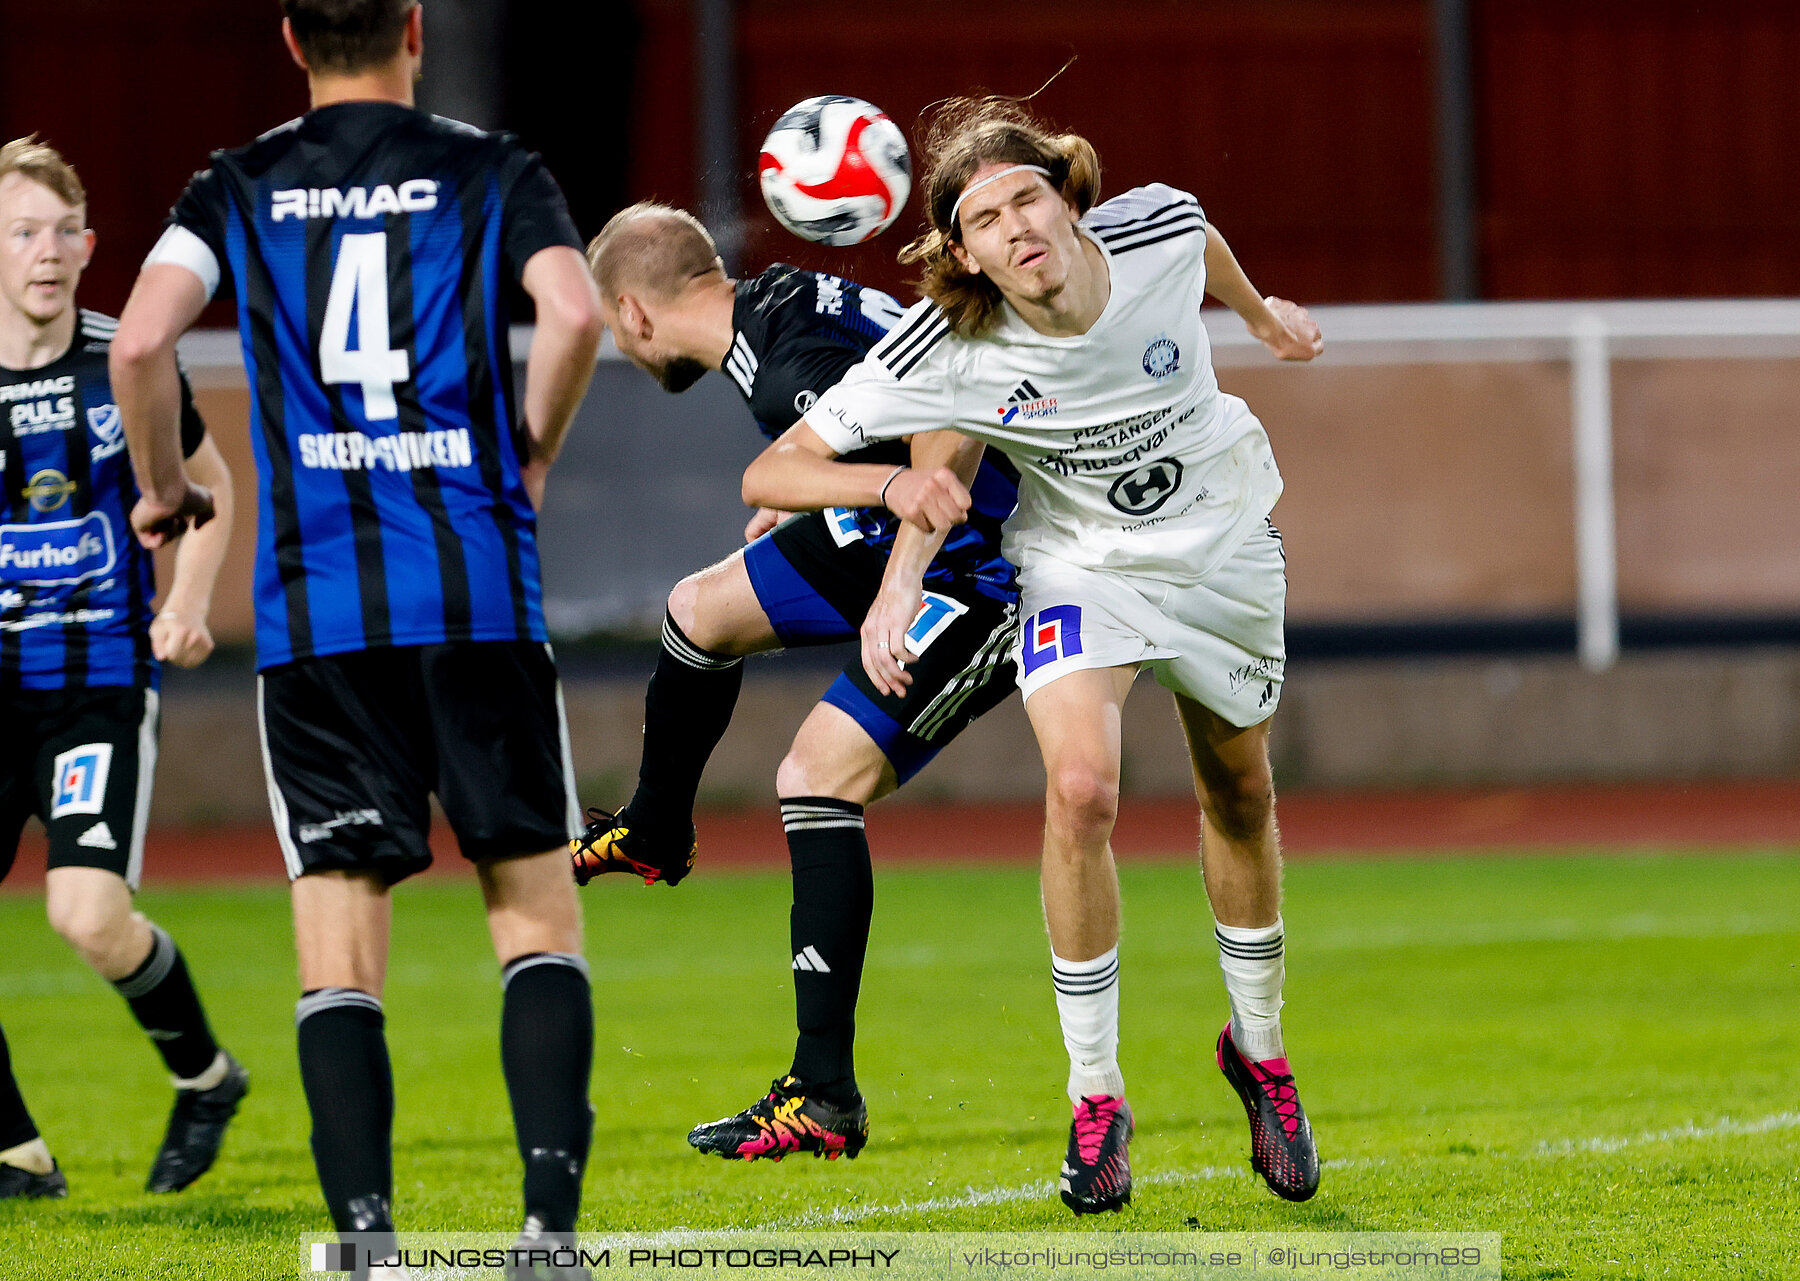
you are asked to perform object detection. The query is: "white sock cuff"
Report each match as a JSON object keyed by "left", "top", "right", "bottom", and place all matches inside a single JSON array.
[
  {"left": 295, "top": 987, "right": 383, "bottom": 1027},
  {"left": 662, "top": 614, "right": 742, "bottom": 670},
  {"left": 1051, "top": 946, "right": 1119, "bottom": 995},
  {"left": 1215, "top": 917, "right": 1284, "bottom": 958},
  {"left": 172, "top": 1048, "right": 230, "bottom": 1092},
  {"left": 501, "top": 951, "right": 591, "bottom": 989}
]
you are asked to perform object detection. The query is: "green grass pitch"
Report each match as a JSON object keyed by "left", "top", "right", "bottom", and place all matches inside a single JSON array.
[{"left": 1, "top": 850, "right": 1797, "bottom": 1279}]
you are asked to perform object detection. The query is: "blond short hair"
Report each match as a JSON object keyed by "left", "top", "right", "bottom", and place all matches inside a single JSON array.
[
  {"left": 586, "top": 203, "right": 723, "bottom": 299},
  {"left": 0, "top": 136, "right": 86, "bottom": 210}
]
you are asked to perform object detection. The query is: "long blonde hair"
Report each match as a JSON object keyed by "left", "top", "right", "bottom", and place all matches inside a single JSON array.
[{"left": 899, "top": 97, "right": 1101, "bottom": 336}]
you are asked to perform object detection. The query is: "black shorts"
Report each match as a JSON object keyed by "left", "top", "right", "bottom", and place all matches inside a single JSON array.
[
  {"left": 742, "top": 512, "right": 1019, "bottom": 784},
  {"left": 0, "top": 685, "right": 159, "bottom": 889},
  {"left": 258, "top": 641, "right": 579, "bottom": 885}
]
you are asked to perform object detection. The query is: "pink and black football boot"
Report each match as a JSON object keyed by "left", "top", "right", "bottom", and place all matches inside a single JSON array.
[
  {"left": 1059, "top": 1094, "right": 1133, "bottom": 1215},
  {"left": 1217, "top": 1022, "right": 1320, "bottom": 1201}
]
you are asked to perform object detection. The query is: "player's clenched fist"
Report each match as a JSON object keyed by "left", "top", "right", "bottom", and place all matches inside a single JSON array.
[
  {"left": 1250, "top": 296, "right": 1324, "bottom": 362},
  {"left": 150, "top": 609, "right": 215, "bottom": 668},
  {"left": 881, "top": 465, "right": 971, "bottom": 533},
  {"left": 130, "top": 482, "right": 214, "bottom": 549}
]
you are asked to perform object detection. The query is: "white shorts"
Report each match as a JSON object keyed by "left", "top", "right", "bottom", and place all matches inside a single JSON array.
[{"left": 1014, "top": 520, "right": 1287, "bottom": 726}]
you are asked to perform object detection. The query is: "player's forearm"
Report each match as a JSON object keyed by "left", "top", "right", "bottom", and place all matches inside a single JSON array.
[
  {"left": 521, "top": 307, "right": 602, "bottom": 469},
  {"left": 882, "top": 517, "right": 948, "bottom": 594},
  {"left": 162, "top": 441, "right": 234, "bottom": 619},
  {"left": 911, "top": 428, "right": 985, "bottom": 487},
  {"left": 519, "top": 245, "right": 603, "bottom": 470},
  {"left": 112, "top": 344, "right": 191, "bottom": 505},
  {"left": 114, "top": 263, "right": 211, "bottom": 505},
  {"left": 742, "top": 425, "right": 897, "bottom": 512},
  {"left": 875, "top": 431, "right": 976, "bottom": 581},
  {"left": 1201, "top": 223, "right": 1280, "bottom": 333}
]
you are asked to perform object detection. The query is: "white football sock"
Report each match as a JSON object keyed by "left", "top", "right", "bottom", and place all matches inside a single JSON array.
[
  {"left": 173, "top": 1048, "right": 230, "bottom": 1092},
  {"left": 1052, "top": 947, "right": 1124, "bottom": 1102},
  {"left": 1216, "top": 918, "right": 1286, "bottom": 1062},
  {"left": 0, "top": 1137, "right": 54, "bottom": 1175}
]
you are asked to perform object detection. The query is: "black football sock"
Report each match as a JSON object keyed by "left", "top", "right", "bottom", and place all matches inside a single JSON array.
[
  {"left": 296, "top": 990, "right": 394, "bottom": 1236},
  {"left": 0, "top": 1024, "right": 40, "bottom": 1152},
  {"left": 781, "top": 797, "right": 873, "bottom": 1102},
  {"left": 112, "top": 922, "right": 221, "bottom": 1081},
  {"left": 500, "top": 953, "right": 594, "bottom": 1234},
  {"left": 625, "top": 611, "right": 743, "bottom": 839}
]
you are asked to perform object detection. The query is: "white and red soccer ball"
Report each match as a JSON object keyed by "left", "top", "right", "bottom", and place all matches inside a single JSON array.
[{"left": 758, "top": 95, "right": 912, "bottom": 246}]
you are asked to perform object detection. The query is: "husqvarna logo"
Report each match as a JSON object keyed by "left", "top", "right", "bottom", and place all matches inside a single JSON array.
[{"left": 1107, "top": 458, "right": 1183, "bottom": 516}]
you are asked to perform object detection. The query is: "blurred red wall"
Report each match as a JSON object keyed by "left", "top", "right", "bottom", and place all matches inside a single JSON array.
[
  {"left": 630, "top": 0, "right": 1800, "bottom": 305},
  {"left": 4, "top": 0, "right": 1798, "bottom": 310},
  {"left": 0, "top": 0, "right": 306, "bottom": 321}
]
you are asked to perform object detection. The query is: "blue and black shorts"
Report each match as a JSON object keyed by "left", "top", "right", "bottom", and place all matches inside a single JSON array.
[{"left": 743, "top": 510, "right": 1019, "bottom": 785}]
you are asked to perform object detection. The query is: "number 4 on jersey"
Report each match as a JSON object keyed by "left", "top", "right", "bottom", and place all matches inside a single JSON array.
[{"left": 321, "top": 232, "right": 409, "bottom": 421}]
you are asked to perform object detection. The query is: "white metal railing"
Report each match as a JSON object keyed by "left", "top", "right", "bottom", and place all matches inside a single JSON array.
[
  {"left": 1207, "top": 299, "right": 1800, "bottom": 672},
  {"left": 176, "top": 300, "right": 1800, "bottom": 671}
]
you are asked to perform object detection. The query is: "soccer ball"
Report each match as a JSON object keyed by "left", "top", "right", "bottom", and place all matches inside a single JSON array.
[{"left": 758, "top": 95, "right": 912, "bottom": 246}]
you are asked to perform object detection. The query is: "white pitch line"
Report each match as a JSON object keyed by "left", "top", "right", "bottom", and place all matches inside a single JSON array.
[
  {"left": 1535, "top": 1111, "right": 1800, "bottom": 1155},
  {"left": 766, "top": 1160, "right": 1385, "bottom": 1230},
  {"left": 758, "top": 1110, "right": 1800, "bottom": 1229}
]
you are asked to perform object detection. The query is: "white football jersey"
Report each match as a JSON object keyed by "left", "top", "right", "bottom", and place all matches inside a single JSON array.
[{"left": 807, "top": 183, "right": 1282, "bottom": 583}]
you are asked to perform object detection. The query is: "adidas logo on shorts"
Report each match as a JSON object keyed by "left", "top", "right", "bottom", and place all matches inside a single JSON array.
[
  {"left": 77, "top": 821, "right": 118, "bottom": 851},
  {"left": 792, "top": 946, "right": 832, "bottom": 973}
]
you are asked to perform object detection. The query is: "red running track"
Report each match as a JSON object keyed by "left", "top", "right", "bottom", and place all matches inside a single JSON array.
[{"left": 4, "top": 781, "right": 1797, "bottom": 889}]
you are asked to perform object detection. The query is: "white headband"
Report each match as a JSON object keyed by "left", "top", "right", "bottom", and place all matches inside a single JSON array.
[{"left": 949, "top": 164, "right": 1053, "bottom": 231}]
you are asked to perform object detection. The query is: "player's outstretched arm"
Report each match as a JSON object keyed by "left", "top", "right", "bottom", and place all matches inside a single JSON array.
[
  {"left": 1201, "top": 222, "right": 1324, "bottom": 363},
  {"left": 152, "top": 435, "right": 234, "bottom": 668},
  {"left": 860, "top": 430, "right": 985, "bottom": 696},
  {"left": 519, "top": 245, "right": 604, "bottom": 508},
  {"left": 113, "top": 264, "right": 215, "bottom": 548},
  {"left": 742, "top": 419, "right": 972, "bottom": 533}
]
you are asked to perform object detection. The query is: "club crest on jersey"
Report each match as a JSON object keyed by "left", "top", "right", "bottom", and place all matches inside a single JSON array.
[
  {"left": 270, "top": 179, "right": 439, "bottom": 222},
  {"left": 1142, "top": 333, "right": 1180, "bottom": 381},
  {"left": 1021, "top": 604, "right": 1083, "bottom": 677},
  {"left": 51, "top": 743, "right": 113, "bottom": 819},
  {"left": 87, "top": 403, "right": 126, "bottom": 461},
  {"left": 998, "top": 379, "right": 1057, "bottom": 424}
]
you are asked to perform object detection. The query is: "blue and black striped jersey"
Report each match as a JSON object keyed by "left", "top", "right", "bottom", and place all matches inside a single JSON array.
[
  {"left": 728, "top": 265, "right": 1018, "bottom": 602},
  {"left": 1, "top": 311, "right": 206, "bottom": 689},
  {"left": 164, "top": 103, "right": 583, "bottom": 669}
]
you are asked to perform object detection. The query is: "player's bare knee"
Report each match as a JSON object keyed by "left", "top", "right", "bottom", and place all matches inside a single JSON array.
[
  {"left": 776, "top": 744, "right": 875, "bottom": 804},
  {"left": 1046, "top": 765, "right": 1120, "bottom": 847},
  {"left": 669, "top": 572, "right": 752, "bottom": 656},
  {"left": 774, "top": 747, "right": 815, "bottom": 799},
  {"left": 666, "top": 575, "right": 706, "bottom": 639},
  {"left": 1206, "top": 773, "right": 1274, "bottom": 842},
  {"left": 48, "top": 898, "right": 139, "bottom": 968}
]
